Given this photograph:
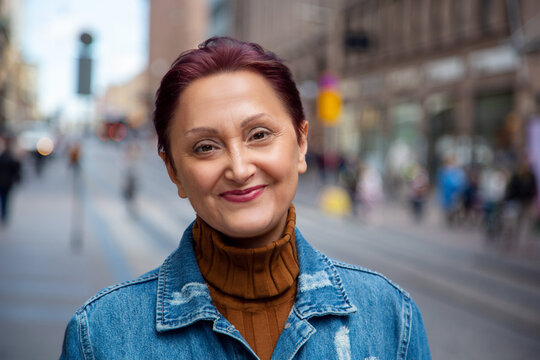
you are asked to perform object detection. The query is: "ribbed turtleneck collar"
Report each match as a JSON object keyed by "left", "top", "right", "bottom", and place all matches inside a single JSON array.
[{"left": 192, "top": 205, "right": 299, "bottom": 300}]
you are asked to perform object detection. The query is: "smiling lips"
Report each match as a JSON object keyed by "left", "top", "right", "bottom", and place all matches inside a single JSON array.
[{"left": 220, "top": 185, "right": 266, "bottom": 203}]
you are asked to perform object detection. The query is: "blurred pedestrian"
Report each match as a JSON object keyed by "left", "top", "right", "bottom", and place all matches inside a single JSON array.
[
  {"left": 407, "top": 162, "right": 429, "bottom": 222},
  {"left": 503, "top": 159, "right": 538, "bottom": 245},
  {"left": 479, "top": 165, "right": 507, "bottom": 240},
  {"left": 67, "top": 141, "right": 82, "bottom": 175},
  {"left": 61, "top": 37, "right": 430, "bottom": 359},
  {"left": 32, "top": 149, "right": 46, "bottom": 176},
  {"left": 461, "top": 167, "right": 480, "bottom": 225},
  {"left": 0, "top": 136, "right": 22, "bottom": 226},
  {"left": 339, "top": 156, "right": 360, "bottom": 214},
  {"left": 356, "top": 164, "right": 384, "bottom": 222},
  {"left": 122, "top": 141, "right": 140, "bottom": 217},
  {"left": 437, "top": 155, "right": 466, "bottom": 226}
]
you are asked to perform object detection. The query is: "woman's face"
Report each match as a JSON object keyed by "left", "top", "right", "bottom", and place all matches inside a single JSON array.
[{"left": 163, "top": 70, "right": 308, "bottom": 248}]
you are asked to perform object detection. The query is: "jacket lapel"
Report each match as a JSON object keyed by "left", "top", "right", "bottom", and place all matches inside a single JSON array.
[
  {"left": 293, "top": 228, "right": 357, "bottom": 319},
  {"left": 155, "top": 223, "right": 219, "bottom": 332}
]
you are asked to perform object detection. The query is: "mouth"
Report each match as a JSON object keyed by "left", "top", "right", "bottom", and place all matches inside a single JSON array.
[{"left": 219, "top": 185, "right": 266, "bottom": 203}]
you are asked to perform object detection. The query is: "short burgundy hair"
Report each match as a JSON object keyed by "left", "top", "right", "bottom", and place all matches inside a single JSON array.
[{"left": 153, "top": 37, "right": 305, "bottom": 167}]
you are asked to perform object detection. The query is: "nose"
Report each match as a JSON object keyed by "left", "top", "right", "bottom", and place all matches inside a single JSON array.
[{"left": 224, "top": 144, "right": 256, "bottom": 184}]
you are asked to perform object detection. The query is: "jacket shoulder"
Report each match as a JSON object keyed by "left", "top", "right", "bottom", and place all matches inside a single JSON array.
[
  {"left": 327, "top": 256, "right": 411, "bottom": 300},
  {"left": 76, "top": 268, "right": 160, "bottom": 314}
]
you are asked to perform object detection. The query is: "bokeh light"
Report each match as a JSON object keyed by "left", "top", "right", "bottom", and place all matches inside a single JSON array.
[{"left": 36, "top": 137, "right": 54, "bottom": 156}]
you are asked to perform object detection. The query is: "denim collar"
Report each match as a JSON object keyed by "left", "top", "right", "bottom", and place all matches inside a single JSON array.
[{"left": 156, "top": 223, "right": 357, "bottom": 332}]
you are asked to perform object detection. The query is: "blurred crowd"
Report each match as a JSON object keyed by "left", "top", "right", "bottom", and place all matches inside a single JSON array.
[
  {"left": 435, "top": 154, "right": 538, "bottom": 247},
  {"left": 308, "top": 147, "right": 539, "bottom": 247}
]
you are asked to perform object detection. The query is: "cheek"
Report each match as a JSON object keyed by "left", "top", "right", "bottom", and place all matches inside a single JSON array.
[
  {"left": 180, "top": 161, "right": 221, "bottom": 194},
  {"left": 260, "top": 141, "right": 300, "bottom": 182}
]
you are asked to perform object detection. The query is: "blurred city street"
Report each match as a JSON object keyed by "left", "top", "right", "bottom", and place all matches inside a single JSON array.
[
  {"left": 1, "top": 138, "right": 540, "bottom": 360},
  {"left": 2, "top": 1, "right": 540, "bottom": 359}
]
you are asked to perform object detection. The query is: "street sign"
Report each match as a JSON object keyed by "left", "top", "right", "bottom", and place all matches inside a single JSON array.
[{"left": 317, "top": 72, "right": 342, "bottom": 126}]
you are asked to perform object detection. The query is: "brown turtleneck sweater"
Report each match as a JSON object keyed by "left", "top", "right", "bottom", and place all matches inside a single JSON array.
[{"left": 192, "top": 206, "right": 299, "bottom": 360}]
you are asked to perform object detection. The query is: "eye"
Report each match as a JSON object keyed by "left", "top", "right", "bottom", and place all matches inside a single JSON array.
[
  {"left": 193, "top": 142, "right": 217, "bottom": 154},
  {"left": 249, "top": 128, "right": 272, "bottom": 142}
]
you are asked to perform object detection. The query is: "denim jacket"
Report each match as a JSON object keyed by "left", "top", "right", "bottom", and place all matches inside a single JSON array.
[{"left": 60, "top": 225, "right": 431, "bottom": 359}]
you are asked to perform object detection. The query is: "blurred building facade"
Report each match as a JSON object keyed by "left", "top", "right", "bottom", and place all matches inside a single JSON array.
[
  {"left": 147, "top": 0, "right": 209, "bottom": 105},
  {"left": 0, "top": 0, "right": 39, "bottom": 134},
  {"left": 97, "top": 71, "right": 149, "bottom": 129},
  {"left": 211, "top": 0, "right": 540, "bottom": 184},
  {"left": 336, "top": 0, "right": 540, "bottom": 181}
]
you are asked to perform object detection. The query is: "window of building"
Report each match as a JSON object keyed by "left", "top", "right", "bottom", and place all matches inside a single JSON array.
[
  {"left": 452, "top": 0, "right": 466, "bottom": 40},
  {"left": 474, "top": 90, "right": 514, "bottom": 151},
  {"left": 430, "top": 0, "right": 442, "bottom": 45},
  {"left": 480, "top": 0, "right": 493, "bottom": 33}
]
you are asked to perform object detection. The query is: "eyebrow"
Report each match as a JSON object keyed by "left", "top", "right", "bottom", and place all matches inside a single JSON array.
[{"left": 183, "top": 113, "right": 270, "bottom": 136}]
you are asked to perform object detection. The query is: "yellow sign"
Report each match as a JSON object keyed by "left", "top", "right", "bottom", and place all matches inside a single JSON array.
[
  {"left": 318, "top": 186, "right": 352, "bottom": 216},
  {"left": 317, "top": 90, "right": 342, "bottom": 126}
]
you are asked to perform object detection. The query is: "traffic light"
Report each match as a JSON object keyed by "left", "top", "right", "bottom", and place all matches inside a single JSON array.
[{"left": 77, "top": 32, "right": 93, "bottom": 95}]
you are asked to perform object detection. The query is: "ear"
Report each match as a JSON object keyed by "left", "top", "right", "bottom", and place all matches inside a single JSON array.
[
  {"left": 297, "top": 120, "right": 309, "bottom": 174},
  {"left": 158, "top": 151, "right": 188, "bottom": 199}
]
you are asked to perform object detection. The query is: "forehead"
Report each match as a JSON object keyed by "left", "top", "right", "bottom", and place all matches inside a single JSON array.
[{"left": 174, "top": 70, "right": 289, "bottom": 129}]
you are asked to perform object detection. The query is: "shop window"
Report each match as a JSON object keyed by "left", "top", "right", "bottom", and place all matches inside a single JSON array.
[
  {"left": 359, "top": 106, "right": 383, "bottom": 158},
  {"left": 474, "top": 90, "right": 514, "bottom": 151},
  {"left": 390, "top": 102, "right": 422, "bottom": 148},
  {"left": 428, "top": 107, "right": 455, "bottom": 179}
]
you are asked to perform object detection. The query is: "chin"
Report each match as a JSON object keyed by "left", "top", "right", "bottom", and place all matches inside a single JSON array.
[{"left": 219, "top": 209, "right": 279, "bottom": 239}]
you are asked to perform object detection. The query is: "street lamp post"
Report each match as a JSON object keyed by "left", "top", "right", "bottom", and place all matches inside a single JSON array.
[{"left": 70, "top": 31, "right": 94, "bottom": 253}]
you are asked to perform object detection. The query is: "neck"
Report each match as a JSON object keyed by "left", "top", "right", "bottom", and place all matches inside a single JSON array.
[{"left": 192, "top": 204, "right": 298, "bottom": 299}]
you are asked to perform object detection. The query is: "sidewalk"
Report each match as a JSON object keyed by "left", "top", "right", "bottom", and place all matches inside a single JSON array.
[
  {"left": 370, "top": 199, "right": 540, "bottom": 272},
  {"left": 0, "top": 158, "right": 115, "bottom": 360}
]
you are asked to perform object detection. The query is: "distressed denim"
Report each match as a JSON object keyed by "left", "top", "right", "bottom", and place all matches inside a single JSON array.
[{"left": 60, "top": 225, "right": 431, "bottom": 360}]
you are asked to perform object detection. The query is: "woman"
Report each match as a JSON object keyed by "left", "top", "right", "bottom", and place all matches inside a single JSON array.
[{"left": 61, "top": 37, "right": 431, "bottom": 360}]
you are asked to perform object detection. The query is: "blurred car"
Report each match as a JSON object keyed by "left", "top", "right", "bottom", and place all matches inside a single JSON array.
[{"left": 17, "top": 126, "right": 56, "bottom": 157}]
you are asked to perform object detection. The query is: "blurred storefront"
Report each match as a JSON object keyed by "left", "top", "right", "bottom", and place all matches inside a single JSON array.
[
  {"left": 338, "top": 0, "right": 539, "bottom": 181},
  {"left": 342, "top": 42, "right": 523, "bottom": 179}
]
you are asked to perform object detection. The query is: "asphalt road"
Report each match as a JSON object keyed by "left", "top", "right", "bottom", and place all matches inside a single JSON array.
[{"left": 1, "top": 137, "right": 539, "bottom": 359}]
